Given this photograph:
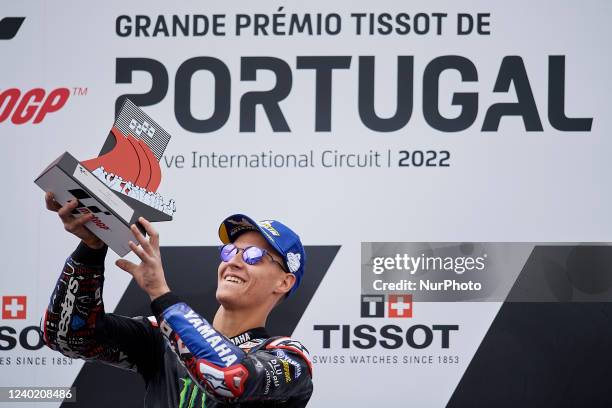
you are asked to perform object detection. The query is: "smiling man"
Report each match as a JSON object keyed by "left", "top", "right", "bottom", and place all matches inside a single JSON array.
[{"left": 41, "top": 193, "right": 313, "bottom": 407}]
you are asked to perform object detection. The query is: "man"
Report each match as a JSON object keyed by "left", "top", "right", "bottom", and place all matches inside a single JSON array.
[{"left": 41, "top": 193, "right": 313, "bottom": 407}]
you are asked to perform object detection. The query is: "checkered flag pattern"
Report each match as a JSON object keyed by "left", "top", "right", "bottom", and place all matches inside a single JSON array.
[{"left": 114, "top": 99, "right": 171, "bottom": 161}]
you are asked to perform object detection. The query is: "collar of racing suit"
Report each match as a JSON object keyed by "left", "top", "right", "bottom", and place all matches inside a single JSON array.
[{"left": 228, "top": 327, "right": 269, "bottom": 346}]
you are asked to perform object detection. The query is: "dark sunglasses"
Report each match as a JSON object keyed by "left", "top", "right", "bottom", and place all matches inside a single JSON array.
[{"left": 219, "top": 243, "right": 288, "bottom": 272}]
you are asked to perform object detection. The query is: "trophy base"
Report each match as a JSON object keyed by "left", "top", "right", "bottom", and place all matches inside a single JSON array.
[{"left": 35, "top": 152, "right": 155, "bottom": 256}]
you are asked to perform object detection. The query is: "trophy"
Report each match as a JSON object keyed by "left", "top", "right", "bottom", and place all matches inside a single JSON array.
[{"left": 34, "top": 99, "right": 176, "bottom": 256}]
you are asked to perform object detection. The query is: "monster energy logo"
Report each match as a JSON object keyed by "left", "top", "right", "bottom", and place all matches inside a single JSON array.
[{"left": 179, "top": 377, "right": 206, "bottom": 408}]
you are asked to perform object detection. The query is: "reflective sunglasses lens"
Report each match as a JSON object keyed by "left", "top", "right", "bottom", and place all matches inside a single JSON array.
[
  {"left": 220, "top": 244, "right": 237, "bottom": 262},
  {"left": 243, "top": 246, "right": 264, "bottom": 265}
]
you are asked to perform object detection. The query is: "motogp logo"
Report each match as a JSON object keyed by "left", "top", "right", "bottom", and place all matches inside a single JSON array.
[{"left": 0, "top": 88, "right": 70, "bottom": 124}]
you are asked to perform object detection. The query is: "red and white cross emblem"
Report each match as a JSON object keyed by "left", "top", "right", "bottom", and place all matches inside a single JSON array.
[
  {"left": 2, "top": 296, "right": 27, "bottom": 320},
  {"left": 387, "top": 294, "right": 412, "bottom": 318}
]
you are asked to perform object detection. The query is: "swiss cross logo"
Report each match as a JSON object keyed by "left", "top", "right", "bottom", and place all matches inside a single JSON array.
[
  {"left": 388, "top": 295, "right": 412, "bottom": 318},
  {"left": 2, "top": 296, "right": 27, "bottom": 319},
  {"left": 361, "top": 294, "right": 413, "bottom": 318}
]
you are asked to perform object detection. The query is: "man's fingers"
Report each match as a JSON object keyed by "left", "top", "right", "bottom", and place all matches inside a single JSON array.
[
  {"left": 130, "top": 224, "right": 154, "bottom": 256},
  {"left": 138, "top": 217, "right": 159, "bottom": 249},
  {"left": 129, "top": 240, "right": 151, "bottom": 263},
  {"left": 57, "top": 199, "right": 79, "bottom": 223},
  {"left": 66, "top": 213, "right": 94, "bottom": 230},
  {"left": 115, "top": 259, "right": 137, "bottom": 275},
  {"left": 44, "top": 192, "right": 62, "bottom": 212}
]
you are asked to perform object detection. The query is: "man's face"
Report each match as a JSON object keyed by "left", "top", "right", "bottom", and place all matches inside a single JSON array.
[{"left": 216, "top": 231, "right": 290, "bottom": 309}]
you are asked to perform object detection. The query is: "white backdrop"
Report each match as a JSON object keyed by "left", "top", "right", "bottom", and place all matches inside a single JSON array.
[{"left": 1, "top": 1, "right": 611, "bottom": 406}]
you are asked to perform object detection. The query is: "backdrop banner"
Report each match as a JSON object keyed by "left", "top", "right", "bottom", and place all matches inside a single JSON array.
[{"left": 1, "top": 1, "right": 611, "bottom": 407}]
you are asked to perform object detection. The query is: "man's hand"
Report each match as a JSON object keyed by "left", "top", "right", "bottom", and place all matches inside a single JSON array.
[
  {"left": 115, "top": 217, "right": 170, "bottom": 301},
  {"left": 45, "top": 192, "right": 104, "bottom": 249}
]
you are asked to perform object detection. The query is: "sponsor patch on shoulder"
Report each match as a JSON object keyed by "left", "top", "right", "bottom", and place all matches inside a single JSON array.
[{"left": 266, "top": 337, "right": 313, "bottom": 375}]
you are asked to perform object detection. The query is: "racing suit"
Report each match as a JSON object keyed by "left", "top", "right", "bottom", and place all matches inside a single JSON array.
[{"left": 41, "top": 243, "right": 313, "bottom": 407}]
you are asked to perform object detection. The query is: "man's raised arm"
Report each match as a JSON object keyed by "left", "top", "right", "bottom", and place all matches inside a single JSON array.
[
  {"left": 40, "top": 193, "right": 163, "bottom": 379},
  {"left": 151, "top": 295, "right": 313, "bottom": 405}
]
